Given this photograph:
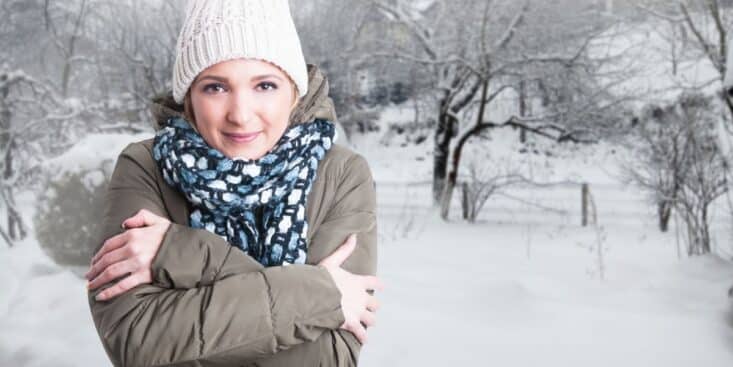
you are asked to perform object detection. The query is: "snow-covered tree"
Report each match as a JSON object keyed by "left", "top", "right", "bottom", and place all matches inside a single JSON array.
[{"left": 363, "top": 0, "right": 631, "bottom": 219}]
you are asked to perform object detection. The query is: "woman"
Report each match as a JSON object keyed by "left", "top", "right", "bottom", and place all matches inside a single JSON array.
[{"left": 84, "top": 1, "right": 381, "bottom": 366}]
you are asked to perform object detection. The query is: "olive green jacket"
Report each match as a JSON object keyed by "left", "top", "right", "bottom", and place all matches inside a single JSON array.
[{"left": 87, "top": 65, "right": 378, "bottom": 367}]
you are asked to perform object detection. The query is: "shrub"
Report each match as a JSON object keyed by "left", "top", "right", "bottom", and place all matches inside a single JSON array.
[{"left": 34, "top": 166, "right": 109, "bottom": 267}]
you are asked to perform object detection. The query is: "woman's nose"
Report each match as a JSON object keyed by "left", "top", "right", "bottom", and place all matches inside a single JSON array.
[{"left": 226, "top": 92, "right": 255, "bottom": 126}]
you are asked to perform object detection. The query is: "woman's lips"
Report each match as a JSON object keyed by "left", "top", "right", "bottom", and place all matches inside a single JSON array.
[{"left": 224, "top": 131, "right": 260, "bottom": 143}]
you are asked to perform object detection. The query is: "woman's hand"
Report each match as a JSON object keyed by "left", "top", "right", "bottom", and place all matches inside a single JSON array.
[
  {"left": 85, "top": 209, "right": 171, "bottom": 301},
  {"left": 318, "top": 234, "right": 384, "bottom": 345}
]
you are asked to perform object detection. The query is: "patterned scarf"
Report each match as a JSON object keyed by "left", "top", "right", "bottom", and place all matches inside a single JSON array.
[{"left": 152, "top": 116, "right": 336, "bottom": 266}]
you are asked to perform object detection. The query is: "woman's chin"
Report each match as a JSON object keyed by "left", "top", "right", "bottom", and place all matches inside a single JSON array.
[
  {"left": 218, "top": 138, "right": 267, "bottom": 160},
  {"left": 222, "top": 146, "right": 267, "bottom": 161}
]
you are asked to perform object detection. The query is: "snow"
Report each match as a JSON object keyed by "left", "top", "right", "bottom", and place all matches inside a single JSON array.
[
  {"left": 2, "top": 16, "right": 733, "bottom": 367},
  {"left": 43, "top": 132, "right": 150, "bottom": 177},
  {"left": 355, "top": 137, "right": 733, "bottom": 366},
  {"left": 0, "top": 192, "right": 109, "bottom": 367}
]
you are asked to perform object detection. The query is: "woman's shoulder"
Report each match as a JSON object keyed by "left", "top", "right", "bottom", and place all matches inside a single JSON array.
[
  {"left": 120, "top": 137, "right": 155, "bottom": 158},
  {"left": 320, "top": 143, "right": 373, "bottom": 184},
  {"left": 116, "top": 137, "right": 157, "bottom": 170}
]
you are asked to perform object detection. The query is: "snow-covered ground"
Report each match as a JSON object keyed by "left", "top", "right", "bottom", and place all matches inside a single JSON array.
[
  {"left": 1, "top": 123, "right": 732, "bottom": 366},
  {"left": 350, "top": 122, "right": 733, "bottom": 367}
]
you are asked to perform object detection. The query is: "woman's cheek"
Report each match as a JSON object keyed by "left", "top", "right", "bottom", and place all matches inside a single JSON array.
[{"left": 199, "top": 98, "right": 227, "bottom": 121}]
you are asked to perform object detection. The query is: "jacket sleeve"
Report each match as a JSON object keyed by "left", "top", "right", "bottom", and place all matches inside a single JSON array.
[
  {"left": 88, "top": 143, "right": 346, "bottom": 367},
  {"left": 254, "top": 152, "right": 378, "bottom": 367}
]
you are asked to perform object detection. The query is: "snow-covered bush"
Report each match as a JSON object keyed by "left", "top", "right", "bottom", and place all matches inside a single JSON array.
[
  {"left": 457, "top": 136, "right": 547, "bottom": 223},
  {"left": 461, "top": 160, "right": 524, "bottom": 223},
  {"left": 624, "top": 93, "right": 727, "bottom": 255},
  {"left": 31, "top": 133, "right": 147, "bottom": 267},
  {"left": 33, "top": 165, "right": 110, "bottom": 267}
]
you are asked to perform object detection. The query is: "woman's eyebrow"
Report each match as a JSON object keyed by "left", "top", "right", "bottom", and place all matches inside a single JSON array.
[
  {"left": 196, "top": 75, "right": 228, "bottom": 84},
  {"left": 252, "top": 74, "right": 284, "bottom": 82}
]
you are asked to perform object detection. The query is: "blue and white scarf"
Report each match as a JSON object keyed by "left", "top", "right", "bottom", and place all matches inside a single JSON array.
[{"left": 152, "top": 116, "right": 336, "bottom": 266}]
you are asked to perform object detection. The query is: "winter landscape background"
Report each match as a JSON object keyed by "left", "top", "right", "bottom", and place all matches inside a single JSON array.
[{"left": 2, "top": 0, "right": 733, "bottom": 366}]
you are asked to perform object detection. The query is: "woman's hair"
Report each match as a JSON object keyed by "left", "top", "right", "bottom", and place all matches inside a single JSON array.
[
  {"left": 183, "top": 90, "right": 196, "bottom": 126},
  {"left": 182, "top": 81, "right": 300, "bottom": 127}
]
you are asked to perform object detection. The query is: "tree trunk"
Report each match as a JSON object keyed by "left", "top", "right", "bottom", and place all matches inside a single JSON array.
[
  {"left": 433, "top": 99, "right": 457, "bottom": 204},
  {"left": 3, "top": 139, "right": 25, "bottom": 241},
  {"left": 439, "top": 177, "right": 456, "bottom": 220},
  {"left": 658, "top": 201, "right": 672, "bottom": 232},
  {"left": 700, "top": 203, "right": 711, "bottom": 254},
  {"left": 519, "top": 79, "right": 527, "bottom": 143},
  {"left": 440, "top": 80, "right": 490, "bottom": 220},
  {"left": 461, "top": 182, "right": 470, "bottom": 220},
  {"left": 582, "top": 183, "right": 589, "bottom": 227}
]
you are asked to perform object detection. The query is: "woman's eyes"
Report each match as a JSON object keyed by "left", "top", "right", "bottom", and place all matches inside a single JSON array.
[
  {"left": 202, "top": 83, "right": 226, "bottom": 94},
  {"left": 257, "top": 81, "right": 278, "bottom": 91},
  {"left": 201, "top": 82, "right": 277, "bottom": 94}
]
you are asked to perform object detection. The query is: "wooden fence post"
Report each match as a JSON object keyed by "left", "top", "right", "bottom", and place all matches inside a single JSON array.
[{"left": 582, "top": 183, "right": 589, "bottom": 227}]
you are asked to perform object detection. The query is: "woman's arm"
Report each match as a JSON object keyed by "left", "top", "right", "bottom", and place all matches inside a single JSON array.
[
  {"left": 89, "top": 142, "right": 378, "bottom": 367},
  {"left": 255, "top": 152, "right": 379, "bottom": 367},
  {"left": 93, "top": 141, "right": 375, "bottom": 289},
  {"left": 88, "top": 143, "right": 344, "bottom": 367}
]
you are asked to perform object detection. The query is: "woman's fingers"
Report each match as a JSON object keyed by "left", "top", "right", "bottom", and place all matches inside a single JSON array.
[
  {"left": 87, "top": 218, "right": 169, "bottom": 299},
  {"left": 318, "top": 233, "right": 357, "bottom": 268},
  {"left": 361, "top": 309, "right": 376, "bottom": 328},
  {"left": 95, "top": 272, "right": 148, "bottom": 301},
  {"left": 87, "top": 259, "right": 134, "bottom": 290},
  {"left": 366, "top": 295, "right": 380, "bottom": 313},
  {"left": 122, "top": 209, "right": 164, "bottom": 229},
  {"left": 90, "top": 231, "right": 128, "bottom": 265},
  {"left": 85, "top": 246, "right": 128, "bottom": 281},
  {"left": 361, "top": 275, "right": 385, "bottom": 293}
]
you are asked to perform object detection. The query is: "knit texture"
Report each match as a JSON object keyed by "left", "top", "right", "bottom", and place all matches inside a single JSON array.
[
  {"left": 152, "top": 116, "right": 336, "bottom": 266},
  {"left": 172, "top": 0, "right": 308, "bottom": 103}
]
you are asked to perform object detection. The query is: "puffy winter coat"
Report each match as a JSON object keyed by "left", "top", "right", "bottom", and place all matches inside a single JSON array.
[{"left": 87, "top": 65, "right": 378, "bottom": 367}]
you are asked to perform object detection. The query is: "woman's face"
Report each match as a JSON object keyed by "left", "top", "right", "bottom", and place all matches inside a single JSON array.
[{"left": 189, "top": 58, "right": 297, "bottom": 160}]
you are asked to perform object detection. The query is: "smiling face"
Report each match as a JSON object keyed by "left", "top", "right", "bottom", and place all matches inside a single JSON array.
[{"left": 186, "top": 58, "right": 298, "bottom": 160}]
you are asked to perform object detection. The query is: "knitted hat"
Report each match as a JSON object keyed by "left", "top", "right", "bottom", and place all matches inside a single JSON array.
[{"left": 172, "top": 0, "right": 308, "bottom": 104}]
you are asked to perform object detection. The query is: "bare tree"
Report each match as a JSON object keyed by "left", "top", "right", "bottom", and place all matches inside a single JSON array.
[
  {"left": 364, "top": 0, "right": 629, "bottom": 220},
  {"left": 437, "top": 1, "right": 629, "bottom": 220},
  {"left": 365, "top": 0, "right": 508, "bottom": 203},
  {"left": 622, "top": 106, "right": 687, "bottom": 232}
]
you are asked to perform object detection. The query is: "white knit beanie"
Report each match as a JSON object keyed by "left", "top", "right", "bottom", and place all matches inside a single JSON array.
[{"left": 172, "top": 0, "right": 308, "bottom": 104}]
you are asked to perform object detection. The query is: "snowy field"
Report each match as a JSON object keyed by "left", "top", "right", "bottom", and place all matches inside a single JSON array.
[
  {"left": 1, "top": 124, "right": 732, "bottom": 367},
  {"left": 354, "top": 126, "right": 733, "bottom": 367}
]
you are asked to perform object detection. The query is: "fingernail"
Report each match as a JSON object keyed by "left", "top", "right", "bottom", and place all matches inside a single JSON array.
[{"left": 95, "top": 293, "right": 104, "bottom": 301}]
